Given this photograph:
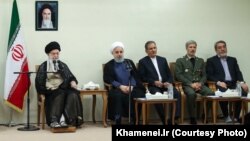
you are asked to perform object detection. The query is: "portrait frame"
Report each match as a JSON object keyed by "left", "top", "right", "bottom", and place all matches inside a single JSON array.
[{"left": 35, "top": 1, "right": 58, "bottom": 31}]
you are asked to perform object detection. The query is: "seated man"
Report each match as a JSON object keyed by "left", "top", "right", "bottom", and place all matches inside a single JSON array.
[
  {"left": 103, "top": 41, "right": 145, "bottom": 125},
  {"left": 206, "top": 40, "right": 249, "bottom": 123},
  {"left": 138, "top": 41, "right": 181, "bottom": 125},
  {"left": 35, "top": 41, "right": 83, "bottom": 128},
  {"left": 175, "top": 40, "right": 214, "bottom": 124}
]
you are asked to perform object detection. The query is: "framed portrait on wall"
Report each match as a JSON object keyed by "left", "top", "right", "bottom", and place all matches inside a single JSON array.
[{"left": 35, "top": 1, "right": 58, "bottom": 31}]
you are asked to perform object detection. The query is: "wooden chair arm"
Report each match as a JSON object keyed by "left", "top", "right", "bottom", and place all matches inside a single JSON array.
[
  {"left": 39, "top": 94, "right": 45, "bottom": 103},
  {"left": 173, "top": 81, "right": 185, "bottom": 97},
  {"left": 207, "top": 81, "right": 217, "bottom": 92},
  {"left": 207, "top": 80, "right": 216, "bottom": 85},
  {"left": 142, "top": 83, "right": 149, "bottom": 91},
  {"left": 104, "top": 82, "right": 112, "bottom": 91},
  {"left": 173, "top": 81, "right": 182, "bottom": 87}
]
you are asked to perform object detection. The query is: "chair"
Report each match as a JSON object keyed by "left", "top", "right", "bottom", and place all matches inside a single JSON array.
[
  {"left": 169, "top": 62, "right": 205, "bottom": 123},
  {"left": 207, "top": 81, "right": 217, "bottom": 92},
  {"left": 36, "top": 65, "right": 79, "bottom": 131},
  {"left": 36, "top": 65, "right": 46, "bottom": 129},
  {"left": 102, "top": 64, "right": 112, "bottom": 90}
]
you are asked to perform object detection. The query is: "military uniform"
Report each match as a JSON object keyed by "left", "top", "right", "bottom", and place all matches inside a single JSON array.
[{"left": 175, "top": 55, "right": 213, "bottom": 119}]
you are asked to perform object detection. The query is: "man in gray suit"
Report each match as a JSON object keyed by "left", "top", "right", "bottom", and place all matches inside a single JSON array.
[{"left": 175, "top": 40, "right": 213, "bottom": 124}]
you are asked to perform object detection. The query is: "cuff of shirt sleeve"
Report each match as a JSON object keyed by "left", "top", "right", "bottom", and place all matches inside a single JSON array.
[
  {"left": 112, "top": 81, "right": 121, "bottom": 88},
  {"left": 216, "top": 81, "right": 221, "bottom": 86}
]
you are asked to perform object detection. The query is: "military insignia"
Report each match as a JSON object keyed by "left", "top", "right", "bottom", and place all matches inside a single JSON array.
[{"left": 185, "top": 69, "right": 188, "bottom": 72}]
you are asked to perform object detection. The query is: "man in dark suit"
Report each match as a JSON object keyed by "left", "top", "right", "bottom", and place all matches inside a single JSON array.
[
  {"left": 138, "top": 41, "right": 181, "bottom": 125},
  {"left": 206, "top": 40, "right": 249, "bottom": 123},
  {"left": 103, "top": 41, "right": 145, "bottom": 125},
  {"left": 175, "top": 40, "right": 214, "bottom": 124}
]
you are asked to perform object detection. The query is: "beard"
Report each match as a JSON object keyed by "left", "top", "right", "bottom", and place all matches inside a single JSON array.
[
  {"left": 219, "top": 53, "right": 227, "bottom": 58},
  {"left": 47, "top": 57, "right": 60, "bottom": 72},
  {"left": 42, "top": 19, "right": 53, "bottom": 28},
  {"left": 48, "top": 55, "right": 59, "bottom": 61},
  {"left": 114, "top": 57, "right": 124, "bottom": 63}
]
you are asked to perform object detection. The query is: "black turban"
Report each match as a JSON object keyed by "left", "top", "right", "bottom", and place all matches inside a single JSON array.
[{"left": 45, "top": 41, "right": 61, "bottom": 53}]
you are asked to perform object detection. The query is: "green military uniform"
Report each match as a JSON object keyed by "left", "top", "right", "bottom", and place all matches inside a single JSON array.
[{"left": 175, "top": 55, "right": 213, "bottom": 119}]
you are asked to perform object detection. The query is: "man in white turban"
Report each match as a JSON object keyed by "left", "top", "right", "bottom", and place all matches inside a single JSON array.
[
  {"left": 110, "top": 41, "right": 125, "bottom": 63},
  {"left": 103, "top": 41, "right": 145, "bottom": 125}
]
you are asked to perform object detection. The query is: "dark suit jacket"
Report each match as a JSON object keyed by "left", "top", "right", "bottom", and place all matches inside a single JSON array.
[
  {"left": 138, "top": 56, "right": 173, "bottom": 85},
  {"left": 103, "top": 59, "right": 145, "bottom": 90},
  {"left": 206, "top": 55, "right": 244, "bottom": 83}
]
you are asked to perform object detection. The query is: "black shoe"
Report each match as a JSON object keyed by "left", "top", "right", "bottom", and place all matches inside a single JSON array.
[
  {"left": 115, "top": 116, "right": 121, "bottom": 125},
  {"left": 159, "top": 115, "right": 166, "bottom": 125},
  {"left": 161, "top": 119, "right": 166, "bottom": 125},
  {"left": 201, "top": 114, "right": 209, "bottom": 124},
  {"left": 114, "top": 118, "right": 121, "bottom": 125},
  {"left": 167, "top": 119, "right": 178, "bottom": 125},
  {"left": 237, "top": 118, "right": 242, "bottom": 123},
  {"left": 76, "top": 116, "right": 84, "bottom": 127},
  {"left": 190, "top": 118, "right": 197, "bottom": 125},
  {"left": 175, "top": 116, "right": 180, "bottom": 120},
  {"left": 128, "top": 120, "right": 136, "bottom": 125}
]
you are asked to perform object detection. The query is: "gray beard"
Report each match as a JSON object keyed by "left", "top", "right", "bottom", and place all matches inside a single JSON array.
[
  {"left": 114, "top": 57, "right": 124, "bottom": 63},
  {"left": 47, "top": 58, "right": 60, "bottom": 72}
]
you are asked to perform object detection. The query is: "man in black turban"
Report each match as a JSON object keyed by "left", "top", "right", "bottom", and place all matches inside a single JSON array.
[
  {"left": 35, "top": 41, "right": 83, "bottom": 128},
  {"left": 45, "top": 41, "right": 61, "bottom": 54}
]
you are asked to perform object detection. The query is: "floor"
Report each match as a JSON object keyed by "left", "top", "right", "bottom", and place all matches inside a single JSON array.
[{"left": 0, "top": 118, "right": 241, "bottom": 141}]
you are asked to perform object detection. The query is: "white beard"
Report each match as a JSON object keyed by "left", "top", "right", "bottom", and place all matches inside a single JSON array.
[
  {"left": 41, "top": 20, "right": 54, "bottom": 28},
  {"left": 47, "top": 58, "right": 59, "bottom": 72},
  {"left": 114, "top": 57, "right": 124, "bottom": 63}
]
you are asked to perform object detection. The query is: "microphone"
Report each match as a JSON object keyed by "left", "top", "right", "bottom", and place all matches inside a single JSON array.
[{"left": 53, "top": 60, "right": 60, "bottom": 71}]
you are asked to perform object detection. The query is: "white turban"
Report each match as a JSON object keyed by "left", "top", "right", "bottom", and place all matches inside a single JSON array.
[{"left": 110, "top": 41, "right": 124, "bottom": 54}]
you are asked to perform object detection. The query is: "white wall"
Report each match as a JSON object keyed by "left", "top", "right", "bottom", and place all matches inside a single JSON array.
[{"left": 1, "top": 0, "right": 250, "bottom": 124}]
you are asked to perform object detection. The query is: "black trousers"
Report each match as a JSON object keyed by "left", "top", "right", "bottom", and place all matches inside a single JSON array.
[
  {"left": 148, "top": 86, "right": 181, "bottom": 123},
  {"left": 218, "top": 81, "right": 248, "bottom": 119},
  {"left": 45, "top": 88, "right": 83, "bottom": 126},
  {"left": 108, "top": 87, "right": 145, "bottom": 121}
]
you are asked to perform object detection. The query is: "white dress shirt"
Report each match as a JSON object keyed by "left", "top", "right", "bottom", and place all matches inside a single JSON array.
[{"left": 150, "top": 57, "right": 162, "bottom": 82}]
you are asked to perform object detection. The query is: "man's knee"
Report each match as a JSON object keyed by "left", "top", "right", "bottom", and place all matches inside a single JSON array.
[
  {"left": 186, "top": 92, "right": 196, "bottom": 100},
  {"left": 148, "top": 86, "right": 161, "bottom": 94},
  {"left": 109, "top": 89, "right": 124, "bottom": 100},
  {"left": 132, "top": 89, "right": 145, "bottom": 98}
]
